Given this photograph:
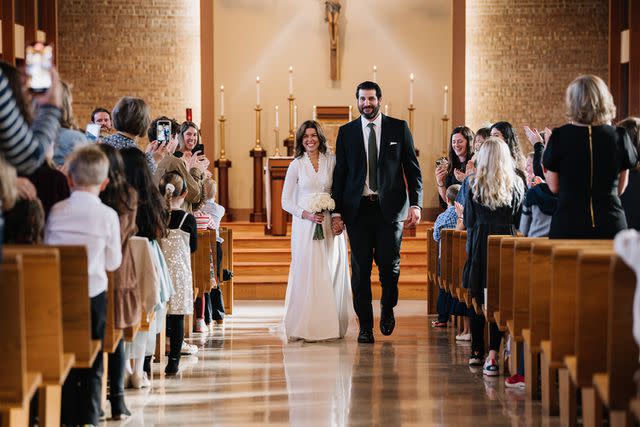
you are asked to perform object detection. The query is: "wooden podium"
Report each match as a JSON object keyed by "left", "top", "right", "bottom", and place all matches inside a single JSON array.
[{"left": 266, "top": 157, "right": 293, "bottom": 236}]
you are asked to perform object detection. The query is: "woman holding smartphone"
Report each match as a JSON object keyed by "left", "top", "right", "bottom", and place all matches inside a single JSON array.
[{"left": 435, "top": 126, "right": 474, "bottom": 207}]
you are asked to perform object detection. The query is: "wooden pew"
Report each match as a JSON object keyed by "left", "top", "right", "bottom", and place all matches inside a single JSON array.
[
  {"left": 534, "top": 240, "right": 612, "bottom": 415},
  {"left": 426, "top": 227, "right": 439, "bottom": 314},
  {"left": 451, "top": 230, "right": 461, "bottom": 303},
  {"left": 51, "top": 245, "right": 102, "bottom": 369},
  {"left": 441, "top": 229, "right": 454, "bottom": 294},
  {"left": 103, "top": 272, "right": 123, "bottom": 353},
  {"left": 455, "top": 230, "right": 469, "bottom": 306},
  {"left": 494, "top": 237, "right": 518, "bottom": 330},
  {"left": 0, "top": 254, "right": 42, "bottom": 427},
  {"left": 4, "top": 246, "right": 77, "bottom": 426},
  {"left": 482, "top": 235, "right": 510, "bottom": 319},
  {"left": 219, "top": 227, "right": 234, "bottom": 316},
  {"left": 593, "top": 256, "right": 637, "bottom": 427}
]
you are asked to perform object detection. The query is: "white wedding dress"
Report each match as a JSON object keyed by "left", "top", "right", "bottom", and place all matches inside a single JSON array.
[{"left": 281, "top": 152, "right": 352, "bottom": 341}]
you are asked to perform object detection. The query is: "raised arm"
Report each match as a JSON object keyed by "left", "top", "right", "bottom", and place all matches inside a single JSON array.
[{"left": 0, "top": 68, "right": 62, "bottom": 175}]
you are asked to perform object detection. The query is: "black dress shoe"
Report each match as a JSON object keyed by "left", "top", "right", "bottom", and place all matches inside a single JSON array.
[
  {"left": 380, "top": 309, "right": 396, "bottom": 336},
  {"left": 357, "top": 329, "right": 375, "bottom": 344}
]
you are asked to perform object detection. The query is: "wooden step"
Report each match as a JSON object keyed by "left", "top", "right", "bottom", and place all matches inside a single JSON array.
[
  {"left": 234, "top": 248, "right": 428, "bottom": 263},
  {"left": 233, "top": 261, "right": 427, "bottom": 276},
  {"left": 233, "top": 274, "right": 426, "bottom": 300},
  {"left": 223, "top": 221, "right": 433, "bottom": 234},
  {"left": 233, "top": 235, "right": 428, "bottom": 251}
]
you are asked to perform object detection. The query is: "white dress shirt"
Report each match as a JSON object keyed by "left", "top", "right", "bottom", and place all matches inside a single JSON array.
[
  {"left": 361, "top": 113, "right": 382, "bottom": 196},
  {"left": 45, "top": 191, "right": 122, "bottom": 298}
]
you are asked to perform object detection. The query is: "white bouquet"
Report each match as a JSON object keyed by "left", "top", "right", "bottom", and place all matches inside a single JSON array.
[{"left": 304, "top": 192, "right": 335, "bottom": 240}]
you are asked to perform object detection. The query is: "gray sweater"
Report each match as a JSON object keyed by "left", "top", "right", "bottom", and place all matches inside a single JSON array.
[{"left": 519, "top": 204, "right": 551, "bottom": 237}]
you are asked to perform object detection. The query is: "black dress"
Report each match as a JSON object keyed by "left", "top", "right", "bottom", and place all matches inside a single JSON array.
[
  {"left": 542, "top": 124, "right": 638, "bottom": 239},
  {"left": 461, "top": 182, "right": 523, "bottom": 302}
]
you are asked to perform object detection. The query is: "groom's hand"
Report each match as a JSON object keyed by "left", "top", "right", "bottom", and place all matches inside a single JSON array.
[
  {"left": 405, "top": 206, "right": 422, "bottom": 227},
  {"left": 331, "top": 216, "right": 344, "bottom": 235}
]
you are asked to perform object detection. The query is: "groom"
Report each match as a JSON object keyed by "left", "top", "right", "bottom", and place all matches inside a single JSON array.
[{"left": 331, "top": 81, "right": 423, "bottom": 343}]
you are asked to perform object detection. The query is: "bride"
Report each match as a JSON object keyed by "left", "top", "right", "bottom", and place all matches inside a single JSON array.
[{"left": 281, "top": 120, "right": 352, "bottom": 341}]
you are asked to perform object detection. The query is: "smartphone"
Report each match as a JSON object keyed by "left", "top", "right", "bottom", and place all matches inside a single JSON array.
[
  {"left": 25, "top": 43, "right": 53, "bottom": 93},
  {"left": 85, "top": 124, "right": 101, "bottom": 143},
  {"left": 156, "top": 120, "right": 172, "bottom": 146},
  {"left": 192, "top": 143, "right": 205, "bottom": 155},
  {"left": 435, "top": 157, "right": 448, "bottom": 168}
]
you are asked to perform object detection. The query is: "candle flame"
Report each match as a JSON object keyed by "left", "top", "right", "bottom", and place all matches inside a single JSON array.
[
  {"left": 444, "top": 85, "right": 448, "bottom": 91},
  {"left": 289, "top": 66, "right": 293, "bottom": 72},
  {"left": 373, "top": 65, "right": 377, "bottom": 71},
  {"left": 275, "top": 106, "right": 279, "bottom": 111},
  {"left": 410, "top": 73, "right": 414, "bottom": 80},
  {"left": 256, "top": 76, "right": 260, "bottom": 82},
  {"left": 220, "top": 85, "right": 224, "bottom": 91}
]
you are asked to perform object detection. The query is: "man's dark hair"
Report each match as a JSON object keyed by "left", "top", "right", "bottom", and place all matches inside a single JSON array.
[
  {"left": 91, "top": 107, "right": 111, "bottom": 123},
  {"left": 147, "top": 116, "right": 181, "bottom": 142},
  {"left": 355, "top": 81, "right": 382, "bottom": 99}
]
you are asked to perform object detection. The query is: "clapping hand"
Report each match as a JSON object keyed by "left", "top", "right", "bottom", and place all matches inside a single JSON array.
[
  {"left": 453, "top": 168, "right": 465, "bottom": 183},
  {"left": 454, "top": 201, "right": 464, "bottom": 219},
  {"left": 146, "top": 140, "right": 166, "bottom": 163},
  {"left": 523, "top": 125, "right": 543, "bottom": 146}
]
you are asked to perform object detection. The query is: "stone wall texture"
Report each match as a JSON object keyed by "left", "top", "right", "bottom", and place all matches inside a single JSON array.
[
  {"left": 466, "top": 0, "right": 609, "bottom": 138},
  {"left": 58, "top": 0, "right": 201, "bottom": 133}
]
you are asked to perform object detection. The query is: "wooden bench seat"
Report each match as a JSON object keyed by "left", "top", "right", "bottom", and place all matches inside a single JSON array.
[
  {"left": 426, "top": 227, "right": 438, "bottom": 314},
  {"left": 0, "top": 254, "right": 43, "bottom": 427},
  {"left": 219, "top": 227, "right": 234, "bottom": 316}
]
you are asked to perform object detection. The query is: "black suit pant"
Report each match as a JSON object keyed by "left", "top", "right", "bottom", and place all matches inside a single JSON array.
[{"left": 347, "top": 197, "right": 403, "bottom": 330}]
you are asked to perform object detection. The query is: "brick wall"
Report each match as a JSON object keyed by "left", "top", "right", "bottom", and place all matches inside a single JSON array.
[
  {"left": 466, "top": 0, "right": 609, "bottom": 140},
  {"left": 57, "top": 0, "right": 201, "bottom": 133}
]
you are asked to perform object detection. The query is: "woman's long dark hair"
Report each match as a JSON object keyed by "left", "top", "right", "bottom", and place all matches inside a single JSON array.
[
  {"left": 98, "top": 144, "right": 136, "bottom": 215},
  {"left": 294, "top": 120, "right": 328, "bottom": 158},
  {"left": 120, "top": 147, "right": 168, "bottom": 240},
  {"left": 491, "top": 121, "right": 525, "bottom": 170},
  {"left": 617, "top": 117, "right": 640, "bottom": 172},
  {"left": 447, "top": 126, "right": 474, "bottom": 175}
]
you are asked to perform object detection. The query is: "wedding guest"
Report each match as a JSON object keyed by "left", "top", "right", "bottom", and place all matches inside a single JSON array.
[
  {"left": 159, "top": 171, "right": 197, "bottom": 375},
  {"left": 0, "top": 61, "right": 69, "bottom": 218},
  {"left": 45, "top": 145, "right": 121, "bottom": 427},
  {"left": 435, "top": 126, "right": 474, "bottom": 207},
  {"left": 174, "top": 121, "right": 204, "bottom": 158},
  {"left": 461, "top": 137, "right": 524, "bottom": 376},
  {"left": 91, "top": 107, "right": 113, "bottom": 134},
  {"left": 121, "top": 147, "right": 174, "bottom": 388},
  {"left": 52, "top": 81, "right": 87, "bottom": 167},
  {"left": 616, "top": 117, "right": 640, "bottom": 230},
  {"left": 432, "top": 184, "right": 460, "bottom": 329},
  {"left": 490, "top": 121, "right": 526, "bottom": 172},
  {"left": 454, "top": 126, "right": 491, "bottom": 209},
  {"left": 543, "top": 75, "right": 637, "bottom": 238},
  {"left": 102, "top": 97, "right": 162, "bottom": 172},
  {"left": 3, "top": 198, "right": 45, "bottom": 244},
  {"left": 98, "top": 144, "right": 140, "bottom": 420},
  {"left": 151, "top": 117, "right": 202, "bottom": 211}
]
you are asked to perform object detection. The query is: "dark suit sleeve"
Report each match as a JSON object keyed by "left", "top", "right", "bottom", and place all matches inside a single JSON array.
[
  {"left": 332, "top": 126, "right": 347, "bottom": 216},
  {"left": 401, "top": 121, "right": 423, "bottom": 208}
]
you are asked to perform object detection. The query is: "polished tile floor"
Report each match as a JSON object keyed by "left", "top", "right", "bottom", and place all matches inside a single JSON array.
[{"left": 107, "top": 301, "right": 561, "bottom": 426}]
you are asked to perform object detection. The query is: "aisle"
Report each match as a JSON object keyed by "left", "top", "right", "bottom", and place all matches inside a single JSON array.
[{"left": 108, "top": 301, "right": 560, "bottom": 426}]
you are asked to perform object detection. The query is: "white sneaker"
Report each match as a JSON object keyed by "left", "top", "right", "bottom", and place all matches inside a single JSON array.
[
  {"left": 130, "top": 371, "right": 150, "bottom": 389},
  {"left": 483, "top": 358, "right": 500, "bottom": 377},
  {"left": 181, "top": 342, "right": 198, "bottom": 355},
  {"left": 456, "top": 333, "right": 471, "bottom": 341}
]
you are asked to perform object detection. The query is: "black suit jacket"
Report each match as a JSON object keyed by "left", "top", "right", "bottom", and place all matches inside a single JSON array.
[{"left": 332, "top": 115, "right": 423, "bottom": 225}]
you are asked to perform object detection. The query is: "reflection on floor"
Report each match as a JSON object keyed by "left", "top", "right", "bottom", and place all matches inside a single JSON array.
[{"left": 106, "top": 300, "right": 561, "bottom": 426}]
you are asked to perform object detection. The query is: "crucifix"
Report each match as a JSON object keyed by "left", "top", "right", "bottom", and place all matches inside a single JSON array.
[{"left": 325, "top": 1, "right": 341, "bottom": 80}]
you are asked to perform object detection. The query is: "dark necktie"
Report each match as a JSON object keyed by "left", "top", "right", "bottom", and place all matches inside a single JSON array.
[{"left": 367, "top": 122, "right": 378, "bottom": 192}]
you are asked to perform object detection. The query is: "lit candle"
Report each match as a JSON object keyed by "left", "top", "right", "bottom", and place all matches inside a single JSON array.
[
  {"left": 294, "top": 104, "right": 298, "bottom": 128},
  {"left": 384, "top": 104, "right": 389, "bottom": 115},
  {"left": 373, "top": 65, "right": 377, "bottom": 82},
  {"left": 288, "top": 66, "right": 294, "bottom": 96},
  {"left": 409, "top": 73, "right": 415, "bottom": 105},
  {"left": 275, "top": 106, "right": 279, "bottom": 129},
  {"left": 256, "top": 76, "right": 260, "bottom": 106},
  {"left": 220, "top": 85, "right": 225, "bottom": 117},
  {"left": 349, "top": 105, "right": 352, "bottom": 121},
  {"left": 313, "top": 105, "right": 317, "bottom": 121},
  {"left": 443, "top": 85, "right": 448, "bottom": 116}
]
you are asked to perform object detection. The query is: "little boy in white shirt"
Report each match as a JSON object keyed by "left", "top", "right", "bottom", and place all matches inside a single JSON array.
[{"left": 45, "top": 145, "right": 121, "bottom": 426}]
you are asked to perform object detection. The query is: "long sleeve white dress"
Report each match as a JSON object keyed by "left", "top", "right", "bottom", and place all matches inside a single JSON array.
[{"left": 281, "top": 152, "right": 352, "bottom": 341}]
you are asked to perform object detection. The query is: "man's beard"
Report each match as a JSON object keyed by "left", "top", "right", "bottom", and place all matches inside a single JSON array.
[{"left": 358, "top": 103, "right": 380, "bottom": 120}]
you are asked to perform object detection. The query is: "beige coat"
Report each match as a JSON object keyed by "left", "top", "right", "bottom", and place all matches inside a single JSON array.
[{"left": 154, "top": 155, "right": 201, "bottom": 212}]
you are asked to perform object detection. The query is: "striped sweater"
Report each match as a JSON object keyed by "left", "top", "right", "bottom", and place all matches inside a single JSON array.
[{"left": 0, "top": 69, "right": 62, "bottom": 175}]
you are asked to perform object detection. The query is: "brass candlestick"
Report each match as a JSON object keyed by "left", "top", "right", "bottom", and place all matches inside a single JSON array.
[
  {"left": 274, "top": 128, "right": 281, "bottom": 156},
  {"left": 288, "top": 95, "right": 295, "bottom": 140},
  {"left": 408, "top": 104, "right": 415, "bottom": 134},
  {"left": 219, "top": 116, "right": 227, "bottom": 160},
  {"left": 441, "top": 115, "right": 449, "bottom": 154},
  {"left": 254, "top": 105, "right": 263, "bottom": 150}
]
